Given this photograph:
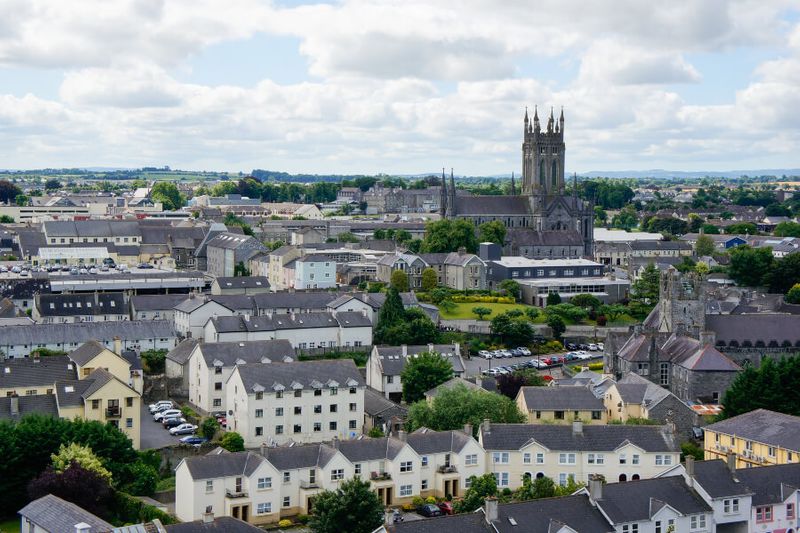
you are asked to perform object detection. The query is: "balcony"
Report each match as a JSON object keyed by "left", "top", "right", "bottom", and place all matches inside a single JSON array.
[
  {"left": 225, "top": 489, "right": 248, "bottom": 499},
  {"left": 300, "top": 480, "right": 319, "bottom": 489},
  {"left": 370, "top": 472, "right": 391, "bottom": 481},
  {"left": 105, "top": 406, "right": 121, "bottom": 418},
  {"left": 437, "top": 465, "right": 458, "bottom": 474}
]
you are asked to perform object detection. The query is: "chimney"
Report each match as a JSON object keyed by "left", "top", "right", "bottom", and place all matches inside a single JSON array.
[
  {"left": 483, "top": 497, "right": 498, "bottom": 524},
  {"left": 726, "top": 451, "right": 737, "bottom": 473},
  {"left": 10, "top": 394, "right": 19, "bottom": 416},
  {"left": 397, "top": 430, "right": 407, "bottom": 442},
  {"left": 32, "top": 352, "right": 40, "bottom": 363},
  {"left": 427, "top": 343, "right": 434, "bottom": 353},
  {"left": 113, "top": 336, "right": 122, "bottom": 355},
  {"left": 244, "top": 314, "right": 250, "bottom": 322},
  {"left": 74, "top": 523, "right": 92, "bottom": 533},
  {"left": 332, "top": 436, "right": 340, "bottom": 449},
  {"left": 685, "top": 455, "right": 695, "bottom": 487},
  {"left": 588, "top": 474, "right": 603, "bottom": 502},
  {"left": 457, "top": 246, "right": 466, "bottom": 256},
  {"left": 699, "top": 330, "right": 716, "bottom": 346},
  {"left": 202, "top": 509, "right": 214, "bottom": 524},
  {"left": 463, "top": 423, "right": 473, "bottom": 436},
  {"left": 260, "top": 443, "right": 268, "bottom": 458},
  {"left": 482, "top": 418, "right": 490, "bottom": 434},
  {"left": 572, "top": 420, "right": 583, "bottom": 435},
  {"left": 401, "top": 344, "right": 408, "bottom": 357}
]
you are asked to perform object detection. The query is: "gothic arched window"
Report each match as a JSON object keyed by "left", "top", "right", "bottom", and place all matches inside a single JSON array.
[
  {"left": 552, "top": 160, "right": 558, "bottom": 187},
  {"left": 539, "top": 160, "right": 546, "bottom": 186}
]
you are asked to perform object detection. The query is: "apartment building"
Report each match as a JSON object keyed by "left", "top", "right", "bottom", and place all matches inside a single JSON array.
[
  {"left": 226, "top": 359, "right": 365, "bottom": 447},
  {"left": 33, "top": 292, "right": 128, "bottom": 324},
  {"left": 366, "top": 344, "right": 465, "bottom": 403},
  {"left": 173, "top": 295, "right": 253, "bottom": 338},
  {"left": 480, "top": 420, "right": 680, "bottom": 490},
  {"left": 187, "top": 340, "right": 294, "bottom": 414},
  {"left": 515, "top": 386, "right": 607, "bottom": 424},
  {"left": 703, "top": 408, "right": 800, "bottom": 468}
]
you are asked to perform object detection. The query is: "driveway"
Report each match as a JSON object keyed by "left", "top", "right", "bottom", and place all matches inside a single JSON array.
[{"left": 140, "top": 404, "right": 187, "bottom": 450}]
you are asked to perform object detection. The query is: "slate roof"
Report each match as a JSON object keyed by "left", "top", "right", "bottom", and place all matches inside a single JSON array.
[
  {"left": 183, "top": 451, "right": 266, "bottom": 479},
  {"left": 206, "top": 232, "right": 261, "bottom": 250},
  {"left": 507, "top": 228, "right": 585, "bottom": 246},
  {"left": 0, "top": 277, "right": 51, "bottom": 300},
  {"left": 707, "top": 314, "right": 800, "bottom": 344},
  {"left": 704, "top": 409, "right": 800, "bottom": 452},
  {"left": 336, "top": 436, "right": 406, "bottom": 462},
  {"left": 43, "top": 220, "right": 142, "bottom": 238},
  {"left": 616, "top": 373, "right": 673, "bottom": 408},
  {"left": 35, "top": 292, "right": 127, "bottom": 317},
  {"left": 518, "top": 386, "right": 604, "bottom": 411},
  {"left": 734, "top": 462, "right": 800, "bottom": 505},
  {"left": 214, "top": 276, "right": 270, "bottom": 289},
  {"left": 454, "top": 195, "right": 531, "bottom": 216},
  {"left": 692, "top": 459, "right": 753, "bottom": 498},
  {"left": 0, "top": 355, "right": 77, "bottom": 389},
  {"left": 373, "top": 344, "right": 463, "bottom": 376},
  {"left": 0, "top": 393, "right": 59, "bottom": 420},
  {"left": 131, "top": 294, "right": 193, "bottom": 312},
  {"left": 252, "top": 291, "right": 339, "bottom": 311},
  {"left": 364, "top": 387, "right": 408, "bottom": 417},
  {"left": 264, "top": 443, "right": 338, "bottom": 470},
  {"left": 0, "top": 320, "right": 175, "bottom": 346},
  {"left": 68, "top": 340, "right": 113, "bottom": 366},
  {"left": 18, "top": 494, "right": 114, "bottom": 532},
  {"left": 166, "top": 338, "right": 201, "bottom": 365},
  {"left": 194, "top": 340, "right": 294, "bottom": 367},
  {"left": 388, "top": 511, "right": 487, "bottom": 533},
  {"left": 407, "top": 428, "right": 473, "bottom": 455},
  {"left": 235, "top": 359, "right": 364, "bottom": 393},
  {"left": 166, "top": 516, "right": 266, "bottom": 533},
  {"left": 481, "top": 423, "right": 678, "bottom": 452},
  {"left": 597, "top": 476, "right": 711, "bottom": 524}
]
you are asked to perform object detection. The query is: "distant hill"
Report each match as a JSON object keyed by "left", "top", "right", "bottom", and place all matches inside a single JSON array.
[{"left": 578, "top": 169, "right": 800, "bottom": 180}]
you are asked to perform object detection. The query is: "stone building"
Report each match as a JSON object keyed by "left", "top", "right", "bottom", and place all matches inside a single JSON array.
[{"left": 440, "top": 108, "right": 594, "bottom": 258}]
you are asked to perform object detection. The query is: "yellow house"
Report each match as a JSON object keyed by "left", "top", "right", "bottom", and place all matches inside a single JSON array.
[
  {"left": 55, "top": 368, "right": 142, "bottom": 449},
  {"left": 703, "top": 408, "right": 800, "bottom": 468},
  {"left": 67, "top": 340, "right": 142, "bottom": 395},
  {"left": 516, "top": 386, "right": 606, "bottom": 424},
  {"left": 1, "top": 355, "right": 77, "bottom": 397}
]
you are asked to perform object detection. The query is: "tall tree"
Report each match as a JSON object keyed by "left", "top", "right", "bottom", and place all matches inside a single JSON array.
[
  {"left": 766, "top": 253, "right": 800, "bottom": 294},
  {"left": 478, "top": 220, "right": 506, "bottom": 245},
  {"left": 401, "top": 351, "right": 454, "bottom": 403},
  {"left": 421, "top": 219, "right": 478, "bottom": 253},
  {"left": 421, "top": 267, "right": 438, "bottom": 291},
  {"left": 406, "top": 384, "right": 525, "bottom": 433},
  {"left": 721, "top": 357, "right": 800, "bottom": 419},
  {"left": 390, "top": 269, "right": 409, "bottom": 292},
  {"left": 497, "top": 369, "right": 546, "bottom": 399},
  {"left": 28, "top": 463, "right": 113, "bottom": 519},
  {"left": 150, "top": 182, "right": 185, "bottom": 210},
  {"left": 729, "top": 245, "right": 774, "bottom": 287},
  {"left": 695, "top": 234, "right": 716, "bottom": 257},
  {"left": 0, "top": 180, "right": 22, "bottom": 203},
  {"left": 309, "top": 478, "right": 384, "bottom": 533}
]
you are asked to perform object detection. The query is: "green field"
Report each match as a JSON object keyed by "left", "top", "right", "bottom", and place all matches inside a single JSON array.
[
  {"left": 0, "top": 518, "right": 20, "bottom": 533},
  {"left": 438, "top": 302, "right": 530, "bottom": 320}
]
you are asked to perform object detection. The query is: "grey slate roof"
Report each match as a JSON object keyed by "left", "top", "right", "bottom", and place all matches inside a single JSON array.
[
  {"left": 336, "top": 436, "right": 406, "bottom": 462},
  {"left": 35, "top": 292, "right": 127, "bottom": 317},
  {"left": 0, "top": 355, "right": 77, "bottom": 389},
  {"left": 214, "top": 276, "right": 270, "bottom": 289},
  {"left": 0, "top": 320, "right": 175, "bottom": 346},
  {"left": 597, "top": 476, "right": 711, "bottom": 524},
  {"left": 692, "top": 460, "right": 754, "bottom": 499},
  {"left": 407, "top": 428, "right": 473, "bottom": 455},
  {"left": 68, "top": 340, "right": 113, "bottom": 366},
  {"left": 183, "top": 451, "right": 266, "bottom": 479},
  {"left": 704, "top": 409, "right": 800, "bottom": 452},
  {"left": 166, "top": 338, "right": 201, "bottom": 365},
  {"left": 131, "top": 294, "right": 194, "bottom": 312},
  {"left": 364, "top": 387, "right": 408, "bottom": 417},
  {"left": 166, "top": 516, "right": 266, "bottom": 533},
  {"left": 235, "top": 359, "right": 364, "bottom": 393},
  {"left": 374, "top": 344, "right": 463, "bottom": 376},
  {"left": 18, "top": 494, "right": 114, "bottom": 532},
  {"left": 518, "top": 386, "right": 604, "bottom": 411},
  {"left": 209, "top": 311, "right": 369, "bottom": 333},
  {"left": 455, "top": 195, "right": 531, "bottom": 215},
  {"left": 44, "top": 220, "right": 142, "bottom": 238},
  {"left": 194, "top": 340, "right": 294, "bottom": 367},
  {"left": 0, "top": 393, "right": 59, "bottom": 420},
  {"left": 481, "top": 423, "right": 679, "bottom": 452},
  {"left": 264, "top": 443, "right": 338, "bottom": 470},
  {"left": 252, "top": 291, "right": 339, "bottom": 311},
  {"left": 707, "top": 313, "right": 800, "bottom": 344},
  {"left": 734, "top": 462, "right": 800, "bottom": 505}
]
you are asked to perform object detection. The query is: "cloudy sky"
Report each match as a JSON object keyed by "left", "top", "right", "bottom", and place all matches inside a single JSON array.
[{"left": 0, "top": 0, "right": 799, "bottom": 175}]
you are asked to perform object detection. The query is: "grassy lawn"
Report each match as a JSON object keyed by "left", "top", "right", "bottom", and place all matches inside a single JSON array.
[
  {"left": 438, "top": 302, "right": 530, "bottom": 320},
  {"left": 0, "top": 518, "right": 20, "bottom": 533}
]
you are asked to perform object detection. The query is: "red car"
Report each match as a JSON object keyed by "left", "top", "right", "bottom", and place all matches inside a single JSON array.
[{"left": 437, "top": 502, "right": 454, "bottom": 515}]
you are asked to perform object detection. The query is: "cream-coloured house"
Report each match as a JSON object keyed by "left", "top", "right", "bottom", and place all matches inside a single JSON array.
[
  {"left": 55, "top": 368, "right": 142, "bottom": 449},
  {"left": 515, "top": 386, "right": 606, "bottom": 424},
  {"left": 67, "top": 339, "right": 142, "bottom": 394},
  {"left": 226, "top": 359, "right": 366, "bottom": 447},
  {"left": 479, "top": 420, "right": 680, "bottom": 489}
]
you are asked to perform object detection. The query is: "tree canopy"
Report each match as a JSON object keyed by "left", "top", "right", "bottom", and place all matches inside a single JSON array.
[
  {"left": 694, "top": 234, "right": 716, "bottom": 257},
  {"left": 309, "top": 477, "right": 384, "bottom": 533},
  {"left": 478, "top": 220, "right": 506, "bottom": 245},
  {"left": 490, "top": 312, "right": 534, "bottom": 346},
  {"left": 390, "top": 269, "right": 409, "bottom": 292},
  {"left": 497, "top": 369, "right": 546, "bottom": 399},
  {"left": 729, "top": 245, "right": 774, "bottom": 287},
  {"left": 401, "top": 351, "right": 454, "bottom": 403},
  {"left": 421, "top": 219, "right": 478, "bottom": 253},
  {"left": 721, "top": 357, "right": 800, "bottom": 419},
  {"left": 374, "top": 288, "right": 438, "bottom": 345},
  {"left": 150, "top": 182, "right": 185, "bottom": 210},
  {"left": 421, "top": 267, "right": 438, "bottom": 291}
]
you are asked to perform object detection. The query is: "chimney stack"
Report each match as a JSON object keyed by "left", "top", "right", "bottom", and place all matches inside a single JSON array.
[
  {"left": 483, "top": 497, "right": 498, "bottom": 524},
  {"left": 113, "top": 336, "right": 122, "bottom": 355},
  {"left": 74, "top": 522, "right": 92, "bottom": 533},
  {"left": 685, "top": 455, "right": 695, "bottom": 487},
  {"left": 726, "top": 451, "right": 737, "bottom": 473},
  {"left": 401, "top": 344, "right": 408, "bottom": 357},
  {"left": 572, "top": 420, "right": 583, "bottom": 435},
  {"left": 463, "top": 423, "right": 473, "bottom": 436},
  {"left": 588, "top": 474, "right": 603, "bottom": 502},
  {"left": 482, "top": 418, "right": 491, "bottom": 434},
  {"left": 332, "top": 436, "right": 340, "bottom": 449},
  {"left": 260, "top": 443, "right": 268, "bottom": 458},
  {"left": 397, "top": 430, "right": 407, "bottom": 442},
  {"left": 10, "top": 394, "right": 19, "bottom": 416}
]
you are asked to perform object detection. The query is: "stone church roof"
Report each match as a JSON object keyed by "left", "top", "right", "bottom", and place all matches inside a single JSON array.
[
  {"left": 453, "top": 195, "right": 531, "bottom": 216},
  {"left": 508, "top": 228, "right": 585, "bottom": 246}
]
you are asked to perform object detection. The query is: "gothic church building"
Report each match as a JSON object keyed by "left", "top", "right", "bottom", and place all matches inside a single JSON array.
[{"left": 440, "top": 107, "right": 594, "bottom": 258}]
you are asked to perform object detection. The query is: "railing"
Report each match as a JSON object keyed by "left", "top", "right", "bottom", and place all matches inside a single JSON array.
[
  {"left": 225, "top": 489, "right": 248, "bottom": 499},
  {"left": 437, "top": 465, "right": 458, "bottom": 474},
  {"left": 105, "top": 406, "right": 121, "bottom": 418},
  {"left": 300, "top": 480, "right": 319, "bottom": 489},
  {"left": 370, "top": 472, "right": 391, "bottom": 481}
]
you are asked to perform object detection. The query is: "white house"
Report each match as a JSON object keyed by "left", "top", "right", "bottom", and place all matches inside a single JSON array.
[
  {"left": 173, "top": 295, "right": 254, "bottom": 338},
  {"left": 366, "top": 343, "right": 464, "bottom": 403},
  {"left": 285, "top": 254, "right": 336, "bottom": 290}
]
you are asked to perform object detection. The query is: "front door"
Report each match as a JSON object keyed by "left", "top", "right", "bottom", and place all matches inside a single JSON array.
[
  {"left": 307, "top": 496, "right": 316, "bottom": 513},
  {"left": 232, "top": 506, "right": 240, "bottom": 519},
  {"left": 241, "top": 505, "right": 249, "bottom": 522},
  {"left": 385, "top": 486, "right": 393, "bottom": 505}
]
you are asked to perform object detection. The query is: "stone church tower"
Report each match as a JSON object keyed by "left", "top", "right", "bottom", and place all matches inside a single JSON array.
[
  {"left": 522, "top": 106, "right": 566, "bottom": 195},
  {"left": 657, "top": 269, "right": 706, "bottom": 337}
]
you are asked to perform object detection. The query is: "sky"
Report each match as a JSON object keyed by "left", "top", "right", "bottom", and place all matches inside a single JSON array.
[{"left": 1, "top": 0, "right": 800, "bottom": 175}]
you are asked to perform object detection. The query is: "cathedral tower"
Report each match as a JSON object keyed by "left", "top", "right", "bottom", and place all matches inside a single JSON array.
[{"left": 522, "top": 106, "right": 566, "bottom": 196}]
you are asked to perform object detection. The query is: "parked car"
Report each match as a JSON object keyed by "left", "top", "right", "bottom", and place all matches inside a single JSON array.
[
  {"left": 578, "top": 343, "right": 589, "bottom": 350},
  {"left": 478, "top": 350, "right": 492, "bottom": 359},
  {"left": 597, "top": 342, "right": 605, "bottom": 351},
  {"left": 163, "top": 417, "right": 187, "bottom": 428},
  {"left": 149, "top": 400, "right": 173, "bottom": 413},
  {"left": 588, "top": 343, "right": 598, "bottom": 351},
  {"left": 437, "top": 502, "right": 454, "bottom": 515},
  {"left": 517, "top": 347, "right": 531, "bottom": 356},
  {"left": 169, "top": 423, "right": 198, "bottom": 435},
  {"left": 566, "top": 343, "right": 577, "bottom": 350},
  {"left": 180, "top": 436, "right": 208, "bottom": 446},
  {"left": 154, "top": 409, "right": 181, "bottom": 422},
  {"left": 417, "top": 504, "right": 443, "bottom": 518},
  {"left": 483, "top": 368, "right": 500, "bottom": 376},
  {"left": 138, "top": 263, "right": 154, "bottom": 269}
]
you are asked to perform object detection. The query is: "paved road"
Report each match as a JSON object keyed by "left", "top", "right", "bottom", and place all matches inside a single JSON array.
[{"left": 140, "top": 404, "right": 186, "bottom": 450}]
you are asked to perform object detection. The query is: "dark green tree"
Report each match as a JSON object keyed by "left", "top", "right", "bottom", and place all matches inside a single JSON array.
[
  {"left": 44, "top": 178, "right": 62, "bottom": 191},
  {"left": 569, "top": 293, "right": 601, "bottom": 310},
  {"left": 309, "top": 477, "right": 384, "bottom": 533},
  {"left": 774, "top": 221, "right": 800, "bottom": 238},
  {"left": 0, "top": 180, "right": 22, "bottom": 203},
  {"left": 374, "top": 287, "right": 405, "bottom": 343},
  {"left": 454, "top": 474, "right": 497, "bottom": 513},
  {"left": 726, "top": 222, "right": 758, "bottom": 235},
  {"left": 150, "top": 182, "right": 185, "bottom": 210},
  {"left": 401, "top": 351, "right": 454, "bottom": 403},
  {"left": 546, "top": 292, "right": 561, "bottom": 306},
  {"left": 498, "top": 279, "right": 521, "bottom": 300},
  {"left": 695, "top": 234, "right": 716, "bottom": 257},
  {"left": 720, "top": 357, "right": 800, "bottom": 418},
  {"left": 390, "top": 269, "right": 409, "bottom": 292},
  {"left": 786, "top": 284, "right": 800, "bottom": 304},
  {"left": 200, "top": 417, "right": 220, "bottom": 440},
  {"left": 472, "top": 306, "right": 492, "bottom": 320},
  {"left": 546, "top": 314, "right": 565, "bottom": 340},
  {"left": 478, "top": 220, "right": 506, "bottom": 245},
  {"left": 490, "top": 312, "right": 533, "bottom": 346},
  {"left": 630, "top": 263, "right": 660, "bottom": 305},
  {"left": 766, "top": 253, "right": 800, "bottom": 294},
  {"left": 220, "top": 432, "right": 245, "bottom": 452},
  {"left": 729, "top": 245, "right": 773, "bottom": 287},
  {"left": 497, "top": 369, "right": 546, "bottom": 399},
  {"left": 421, "top": 267, "right": 438, "bottom": 291},
  {"left": 421, "top": 219, "right": 478, "bottom": 253}
]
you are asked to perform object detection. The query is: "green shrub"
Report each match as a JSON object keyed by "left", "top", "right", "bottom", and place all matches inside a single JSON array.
[
  {"left": 110, "top": 491, "right": 177, "bottom": 525},
  {"left": 587, "top": 362, "right": 604, "bottom": 371},
  {"left": 297, "top": 514, "right": 310, "bottom": 524}
]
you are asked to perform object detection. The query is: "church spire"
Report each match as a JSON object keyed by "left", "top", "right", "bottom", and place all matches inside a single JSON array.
[
  {"left": 547, "top": 107, "right": 554, "bottom": 133},
  {"left": 533, "top": 105, "right": 540, "bottom": 133}
]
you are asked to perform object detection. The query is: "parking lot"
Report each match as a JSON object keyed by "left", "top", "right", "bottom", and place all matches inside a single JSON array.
[
  {"left": 140, "top": 403, "right": 192, "bottom": 450},
  {"left": 462, "top": 349, "right": 604, "bottom": 378}
]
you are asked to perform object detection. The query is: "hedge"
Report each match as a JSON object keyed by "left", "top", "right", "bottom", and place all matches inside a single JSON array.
[
  {"left": 450, "top": 295, "right": 516, "bottom": 304},
  {"left": 110, "top": 491, "right": 177, "bottom": 525}
]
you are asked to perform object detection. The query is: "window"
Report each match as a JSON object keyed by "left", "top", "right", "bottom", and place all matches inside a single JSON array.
[
  {"left": 787, "top": 502, "right": 795, "bottom": 519},
  {"left": 329, "top": 421, "right": 337, "bottom": 430},
  {"left": 535, "top": 410, "right": 541, "bottom": 419},
  {"left": 655, "top": 455, "right": 672, "bottom": 466},
  {"left": 126, "top": 418, "right": 133, "bottom": 428},
  {"left": 349, "top": 402, "right": 357, "bottom": 412},
  {"left": 492, "top": 452, "right": 509, "bottom": 464},
  {"left": 493, "top": 472, "right": 509, "bottom": 487},
  {"left": 554, "top": 410, "right": 565, "bottom": 420},
  {"left": 294, "top": 389, "right": 302, "bottom": 398},
  {"left": 255, "top": 427, "right": 263, "bottom": 436},
  {"left": 314, "top": 389, "right": 322, "bottom": 396},
  {"left": 400, "top": 485, "right": 413, "bottom": 497},
  {"left": 275, "top": 425, "right": 283, "bottom": 434},
  {"left": 621, "top": 525, "right": 639, "bottom": 533},
  {"left": 768, "top": 446, "right": 776, "bottom": 457},
  {"left": 258, "top": 477, "right": 272, "bottom": 489},
  {"left": 350, "top": 387, "right": 356, "bottom": 394},
  {"left": 523, "top": 453, "right": 531, "bottom": 464},
  {"left": 294, "top": 406, "right": 302, "bottom": 415},
  {"left": 690, "top": 515, "right": 706, "bottom": 530},
  {"left": 282, "top": 496, "right": 290, "bottom": 508},
  {"left": 349, "top": 420, "right": 357, "bottom": 429},
  {"left": 421, "top": 456, "right": 429, "bottom": 467},
  {"left": 619, "top": 454, "right": 627, "bottom": 465},
  {"left": 331, "top": 469, "right": 344, "bottom": 481},
  {"left": 588, "top": 453, "right": 604, "bottom": 465},
  {"left": 660, "top": 362, "right": 669, "bottom": 385},
  {"left": 558, "top": 473, "right": 573, "bottom": 486},
  {"left": 257, "top": 502, "right": 272, "bottom": 514},
  {"left": 421, "top": 479, "right": 428, "bottom": 490},
  {"left": 283, "top": 472, "right": 291, "bottom": 483},
  {"left": 275, "top": 391, "right": 282, "bottom": 399},
  {"left": 465, "top": 477, "right": 472, "bottom": 488},
  {"left": 275, "top": 407, "right": 283, "bottom": 416},
  {"left": 255, "top": 409, "right": 263, "bottom": 418},
  {"left": 256, "top": 391, "right": 264, "bottom": 400},
  {"left": 330, "top": 388, "right": 338, "bottom": 395},
  {"left": 205, "top": 480, "right": 214, "bottom": 493},
  {"left": 313, "top": 422, "right": 321, "bottom": 432},
  {"left": 125, "top": 397, "right": 133, "bottom": 407},
  {"left": 632, "top": 454, "right": 640, "bottom": 465},
  {"left": 329, "top": 404, "right": 338, "bottom": 413},
  {"left": 536, "top": 453, "right": 544, "bottom": 464},
  {"left": 755, "top": 506, "right": 772, "bottom": 523},
  {"left": 386, "top": 376, "right": 394, "bottom": 384},
  {"left": 400, "top": 461, "right": 413, "bottom": 472},
  {"left": 212, "top": 399, "right": 221, "bottom": 407},
  {"left": 558, "top": 453, "right": 576, "bottom": 465},
  {"left": 723, "top": 498, "right": 739, "bottom": 513},
  {"left": 214, "top": 382, "right": 222, "bottom": 390},
  {"left": 92, "top": 399, "right": 100, "bottom": 409},
  {"left": 465, "top": 454, "right": 477, "bottom": 466},
  {"left": 293, "top": 424, "right": 302, "bottom": 433},
  {"left": 591, "top": 410, "right": 602, "bottom": 420},
  {"left": 354, "top": 464, "right": 362, "bottom": 475},
  {"left": 314, "top": 404, "right": 322, "bottom": 414}
]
